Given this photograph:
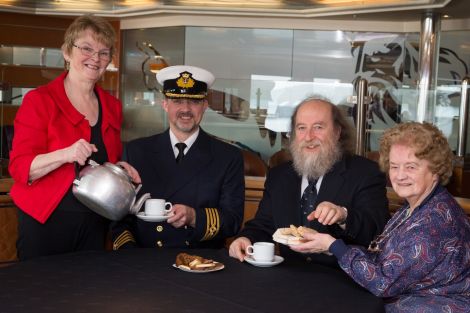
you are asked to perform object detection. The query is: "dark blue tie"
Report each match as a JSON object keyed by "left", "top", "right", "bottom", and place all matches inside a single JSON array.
[
  {"left": 301, "top": 179, "right": 317, "bottom": 226},
  {"left": 175, "top": 142, "right": 186, "bottom": 163}
]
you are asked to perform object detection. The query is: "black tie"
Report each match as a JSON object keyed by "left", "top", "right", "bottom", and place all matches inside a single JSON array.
[
  {"left": 175, "top": 142, "right": 186, "bottom": 163},
  {"left": 301, "top": 179, "right": 317, "bottom": 226}
]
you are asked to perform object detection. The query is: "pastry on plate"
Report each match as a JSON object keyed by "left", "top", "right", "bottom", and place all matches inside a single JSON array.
[
  {"left": 272, "top": 225, "right": 317, "bottom": 245},
  {"left": 175, "top": 252, "right": 220, "bottom": 271}
]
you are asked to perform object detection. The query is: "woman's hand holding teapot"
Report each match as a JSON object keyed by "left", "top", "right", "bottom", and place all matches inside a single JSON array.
[
  {"left": 29, "top": 139, "right": 96, "bottom": 182},
  {"left": 64, "top": 139, "right": 97, "bottom": 165}
]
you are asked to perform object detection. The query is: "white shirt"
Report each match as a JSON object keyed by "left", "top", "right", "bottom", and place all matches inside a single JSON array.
[
  {"left": 169, "top": 128, "right": 200, "bottom": 158},
  {"left": 301, "top": 175, "right": 324, "bottom": 196}
]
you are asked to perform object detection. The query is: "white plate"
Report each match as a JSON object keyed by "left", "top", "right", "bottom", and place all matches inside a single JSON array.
[
  {"left": 136, "top": 212, "right": 172, "bottom": 222},
  {"left": 272, "top": 228, "right": 309, "bottom": 246},
  {"left": 244, "top": 255, "right": 284, "bottom": 267},
  {"left": 272, "top": 234, "right": 304, "bottom": 246},
  {"left": 172, "top": 263, "right": 225, "bottom": 273}
]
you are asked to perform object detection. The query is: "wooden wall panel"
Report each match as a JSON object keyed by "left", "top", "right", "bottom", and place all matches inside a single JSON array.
[
  {"left": 0, "top": 24, "right": 67, "bottom": 48},
  {"left": 0, "top": 12, "right": 72, "bottom": 47},
  {"left": 0, "top": 178, "right": 17, "bottom": 263},
  {"left": 0, "top": 207, "right": 18, "bottom": 263},
  {"left": 0, "top": 12, "right": 120, "bottom": 92},
  {"left": 2, "top": 105, "right": 19, "bottom": 126},
  {"left": 0, "top": 65, "right": 64, "bottom": 88}
]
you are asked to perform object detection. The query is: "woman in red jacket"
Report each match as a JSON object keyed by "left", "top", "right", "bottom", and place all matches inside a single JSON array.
[{"left": 9, "top": 14, "right": 140, "bottom": 260}]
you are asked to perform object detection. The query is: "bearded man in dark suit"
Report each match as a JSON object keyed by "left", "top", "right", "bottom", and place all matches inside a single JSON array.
[
  {"left": 229, "top": 96, "right": 390, "bottom": 266},
  {"left": 112, "top": 65, "right": 244, "bottom": 250}
]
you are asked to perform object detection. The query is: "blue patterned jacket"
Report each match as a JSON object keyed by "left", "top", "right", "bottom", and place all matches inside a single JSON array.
[{"left": 330, "top": 185, "right": 470, "bottom": 313}]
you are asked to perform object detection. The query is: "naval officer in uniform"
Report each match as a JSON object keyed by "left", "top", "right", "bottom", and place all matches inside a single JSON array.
[{"left": 112, "top": 65, "right": 245, "bottom": 249}]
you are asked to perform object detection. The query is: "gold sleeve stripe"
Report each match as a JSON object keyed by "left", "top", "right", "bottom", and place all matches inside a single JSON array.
[
  {"left": 201, "top": 207, "right": 220, "bottom": 241},
  {"left": 113, "top": 230, "right": 136, "bottom": 250},
  {"left": 202, "top": 208, "right": 215, "bottom": 241}
]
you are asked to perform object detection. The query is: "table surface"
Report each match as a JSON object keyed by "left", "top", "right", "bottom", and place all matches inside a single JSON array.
[{"left": 0, "top": 248, "right": 384, "bottom": 313}]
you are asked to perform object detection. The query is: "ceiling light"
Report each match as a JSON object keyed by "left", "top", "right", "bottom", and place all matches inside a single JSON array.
[
  {"left": 120, "top": 0, "right": 155, "bottom": 6},
  {"left": 316, "top": 0, "right": 411, "bottom": 4},
  {"left": 174, "top": 0, "right": 283, "bottom": 8}
]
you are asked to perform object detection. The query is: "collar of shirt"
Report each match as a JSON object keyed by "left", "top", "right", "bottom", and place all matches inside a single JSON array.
[
  {"left": 301, "top": 175, "right": 323, "bottom": 197},
  {"left": 169, "top": 128, "right": 200, "bottom": 158}
]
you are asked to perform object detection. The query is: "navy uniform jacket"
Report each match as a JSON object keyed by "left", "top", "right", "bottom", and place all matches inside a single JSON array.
[
  {"left": 240, "top": 155, "right": 390, "bottom": 265},
  {"left": 112, "top": 129, "right": 245, "bottom": 249}
]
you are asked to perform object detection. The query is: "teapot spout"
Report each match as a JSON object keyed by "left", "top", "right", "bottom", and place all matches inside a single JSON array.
[{"left": 130, "top": 193, "right": 151, "bottom": 215}]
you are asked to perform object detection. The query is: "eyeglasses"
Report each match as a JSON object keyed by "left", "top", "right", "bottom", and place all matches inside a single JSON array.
[{"left": 72, "top": 44, "right": 112, "bottom": 61}]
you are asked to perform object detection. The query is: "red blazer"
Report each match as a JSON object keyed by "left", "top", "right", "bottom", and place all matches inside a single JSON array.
[{"left": 9, "top": 72, "right": 123, "bottom": 223}]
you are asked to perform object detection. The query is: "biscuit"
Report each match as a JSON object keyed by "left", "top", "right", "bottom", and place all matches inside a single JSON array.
[
  {"left": 298, "top": 226, "right": 316, "bottom": 237},
  {"left": 272, "top": 225, "right": 317, "bottom": 245},
  {"left": 175, "top": 253, "right": 218, "bottom": 271},
  {"left": 195, "top": 263, "right": 216, "bottom": 269},
  {"left": 289, "top": 224, "right": 301, "bottom": 237}
]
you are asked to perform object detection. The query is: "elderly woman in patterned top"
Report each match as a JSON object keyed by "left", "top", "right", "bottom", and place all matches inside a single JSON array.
[{"left": 291, "top": 122, "right": 470, "bottom": 312}]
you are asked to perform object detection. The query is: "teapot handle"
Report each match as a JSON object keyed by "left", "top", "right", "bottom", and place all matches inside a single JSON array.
[
  {"left": 74, "top": 162, "right": 81, "bottom": 181},
  {"left": 73, "top": 160, "right": 99, "bottom": 186}
]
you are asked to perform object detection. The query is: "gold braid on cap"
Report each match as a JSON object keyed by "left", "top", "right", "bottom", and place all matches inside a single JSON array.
[{"left": 164, "top": 92, "right": 206, "bottom": 99}]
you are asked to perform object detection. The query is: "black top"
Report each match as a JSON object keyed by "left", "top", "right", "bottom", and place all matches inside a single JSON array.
[
  {"left": 59, "top": 94, "right": 108, "bottom": 212},
  {"left": 88, "top": 94, "right": 108, "bottom": 164}
]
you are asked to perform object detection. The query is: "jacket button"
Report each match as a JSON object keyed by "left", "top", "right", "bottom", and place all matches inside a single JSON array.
[
  {"left": 156, "top": 240, "right": 163, "bottom": 247},
  {"left": 306, "top": 257, "right": 312, "bottom": 262},
  {"left": 185, "top": 241, "right": 190, "bottom": 246},
  {"left": 156, "top": 225, "right": 163, "bottom": 232},
  {"left": 184, "top": 225, "right": 188, "bottom": 230}
]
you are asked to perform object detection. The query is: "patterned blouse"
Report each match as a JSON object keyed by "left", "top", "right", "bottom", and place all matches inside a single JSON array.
[{"left": 330, "top": 185, "right": 470, "bottom": 313}]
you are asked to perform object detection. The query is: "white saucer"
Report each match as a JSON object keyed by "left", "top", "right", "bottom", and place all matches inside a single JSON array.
[
  {"left": 136, "top": 212, "right": 172, "bottom": 222},
  {"left": 244, "top": 255, "right": 284, "bottom": 267}
]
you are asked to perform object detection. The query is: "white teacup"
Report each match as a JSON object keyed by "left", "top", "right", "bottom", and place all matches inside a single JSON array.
[
  {"left": 144, "top": 199, "right": 173, "bottom": 216},
  {"left": 246, "top": 242, "right": 275, "bottom": 262}
]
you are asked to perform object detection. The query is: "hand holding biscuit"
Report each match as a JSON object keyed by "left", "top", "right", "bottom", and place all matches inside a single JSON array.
[{"left": 289, "top": 232, "right": 336, "bottom": 254}]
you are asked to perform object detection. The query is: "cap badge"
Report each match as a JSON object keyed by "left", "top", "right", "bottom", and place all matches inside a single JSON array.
[{"left": 176, "top": 72, "right": 195, "bottom": 89}]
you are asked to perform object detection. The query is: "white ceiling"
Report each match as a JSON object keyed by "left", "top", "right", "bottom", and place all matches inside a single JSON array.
[{"left": 0, "top": 0, "right": 468, "bottom": 21}]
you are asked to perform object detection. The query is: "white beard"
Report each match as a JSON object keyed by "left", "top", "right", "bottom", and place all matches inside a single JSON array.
[{"left": 290, "top": 137, "right": 342, "bottom": 180}]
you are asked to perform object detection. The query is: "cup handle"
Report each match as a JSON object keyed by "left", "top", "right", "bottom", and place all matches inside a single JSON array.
[
  {"left": 246, "top": 245, "right": 254, "bottom": 256},
  {"left": 165, "top": 202, "right": 173, "bottom": 214}
]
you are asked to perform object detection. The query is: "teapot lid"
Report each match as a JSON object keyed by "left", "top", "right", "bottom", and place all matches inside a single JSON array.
[{"left": 104, "top": 162, "right": 131, "bottom": 181}]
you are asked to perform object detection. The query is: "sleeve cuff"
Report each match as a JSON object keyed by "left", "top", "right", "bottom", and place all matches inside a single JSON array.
[
  {"left": 113, "top": 230, "right": 136, "bottom": 250},
  {"left": 200, "top": 207, "right": 221, "bottom": 241},
  {"left": 337, "top": 206, "right": 347, "bottom": 226},
  {"left": 329, "top": 239, "right": 349, "bottom": 259}
]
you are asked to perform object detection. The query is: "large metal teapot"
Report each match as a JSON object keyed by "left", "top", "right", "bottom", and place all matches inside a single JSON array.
[{"left": 72, "top": 160, "right": 150, "bottom": 221}]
